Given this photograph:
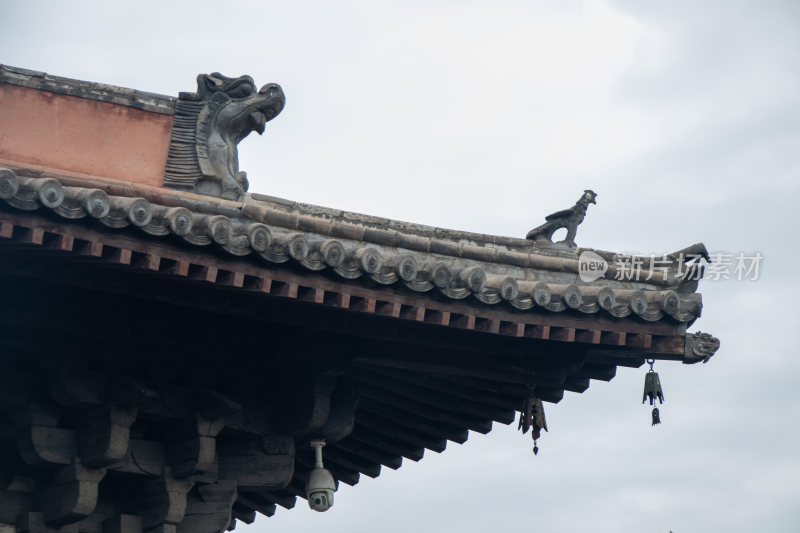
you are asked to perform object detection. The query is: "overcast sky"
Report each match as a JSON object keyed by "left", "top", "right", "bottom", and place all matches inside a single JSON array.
[{"left": 2, "top": 1, "right": 799, "bottom": 531}]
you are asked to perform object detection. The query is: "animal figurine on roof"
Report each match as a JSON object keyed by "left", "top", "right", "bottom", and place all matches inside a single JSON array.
[
  {"left": 526, "top": 190, "right": 597, "bottom": 248},
  {"left": 164, "top": 72, "right": 285, "bottom": 201}
]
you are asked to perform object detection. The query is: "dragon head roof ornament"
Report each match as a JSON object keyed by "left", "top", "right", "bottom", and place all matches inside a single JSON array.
[{"left": 164, "top": 73, "right": 285, "bottom": 201}]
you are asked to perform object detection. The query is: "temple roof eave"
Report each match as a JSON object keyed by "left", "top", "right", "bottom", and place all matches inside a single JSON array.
[{"left": 0, "top": 164, "right": 707, "bottom": 328}]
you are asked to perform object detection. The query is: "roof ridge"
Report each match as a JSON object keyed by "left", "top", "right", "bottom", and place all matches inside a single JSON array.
[{"left": 0, "top": 64, "right": 176, "bottom": 115}]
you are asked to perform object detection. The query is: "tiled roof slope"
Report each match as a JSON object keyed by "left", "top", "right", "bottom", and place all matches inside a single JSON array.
[{"left": 0, "top": 165, "right": 705, "bottom": 325}]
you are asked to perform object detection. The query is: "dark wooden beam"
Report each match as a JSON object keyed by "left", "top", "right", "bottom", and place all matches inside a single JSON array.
[
  {"left": 362, "top": 366, "right": 522, "bottom": 412},
  {"left": 356, "top": 370, "right": 516, "bottom": 426},
  {"left": 347, "top": 427, "right": 425, "bottom": 462},
  {"left": 331, "top": 440, "right": 403, "bottom": 471},
  {"left": 247, "top": 489, "right": 297, "bottom": 510},
  {"left": 235, "top": 494, "right": 276, "bottom": 518},
  {"left": 357, "top": 403, "right": 465, "bottom": 446},
  {"left": 357, "top": 384, "right": 493, "bottom": 435},
  {"left": 355, "top": 357, "right": 538, "bottom": 386},
  {"left": 353, "top": 412, "right": 448, "bottom": 453}
]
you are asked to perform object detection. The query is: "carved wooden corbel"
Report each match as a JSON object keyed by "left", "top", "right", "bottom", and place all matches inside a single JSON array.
[
  {"left": 141, "top": 469, "right": 194, "bottom": 533},
  {"left": 36, "top": 460, "right": 106, "bottom": 526},
  {"left": 79, "top": 403, "right": 138, "bottom": 468},
  {"left": 168, "top": 415, "right": 225, "bottom": 478},
  {"left": 177, "top": 480, "right": 237, "bottom": 533},
  {"left": 16, "top": 512, "right": 79, "bottom": 533},
  {"left": 12, "top": 404, "right": 76, "bottom": 467},
  {"left": 269, "top": 375, "right": 337, "bottom": 439},
  {"left": 218, "top": 437, "right": 294, "bottom": 491},
  {"left": 167, "top": 389, "right": 241, "bottom": 478},
  {"left": 108, "top": 438, "right": 167, "bottom": 477},
  {"left": 102, "top": 514, "right": 144, "bottom": 533},
  {"left": 322, "top": 382, "right": 360, "bottom": 443},
  {"left": 0, "top": 474, "right": 33, "bottom": 525}
]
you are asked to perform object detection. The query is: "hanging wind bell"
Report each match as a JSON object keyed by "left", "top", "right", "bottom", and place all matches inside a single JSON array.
[
  {"left": 518, "top": 393, "right": 547, "bottom": 455},
  {"left": 642, "top": 359, "right": 664, "bottom": 425}
]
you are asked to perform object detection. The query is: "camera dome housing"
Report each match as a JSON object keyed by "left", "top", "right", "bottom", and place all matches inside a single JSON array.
[
  {"left": 305, "top": 439, "right": 337, "bottom": 512},
  {"left": 306, "top": 466, "right": 336, "bottom": 512}
]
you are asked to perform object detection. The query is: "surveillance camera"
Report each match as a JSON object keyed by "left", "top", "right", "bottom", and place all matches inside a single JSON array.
[
  {"left": 308, "top": 489, "right": 334, "bottom": 512},
  {"left": 306, "top": 469, "right": 336, "bottom": 512},
  {"left": 306, "top": 440, "right": 337, "bottom": 512}
]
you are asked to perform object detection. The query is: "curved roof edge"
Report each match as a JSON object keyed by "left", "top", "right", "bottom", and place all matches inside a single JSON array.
[{"left": 1, "top": 165, "right": 706, "bottom": 325}]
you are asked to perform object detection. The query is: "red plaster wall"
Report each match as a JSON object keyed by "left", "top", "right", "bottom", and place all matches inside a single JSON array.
[{"left": 0, "top": 84, "right": 172, "bottom": 187}]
